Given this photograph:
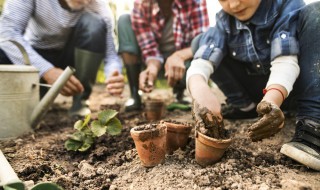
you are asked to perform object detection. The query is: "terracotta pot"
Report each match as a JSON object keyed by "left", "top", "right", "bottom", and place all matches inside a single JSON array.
[
  {"left": 130, "top": 123, "right": 167, "bottom": 167},
  {"left": 144, "top": 99, "right": 165, "bottom": 121},
  {"left": 195, "top": 131, "right": 232, "bottom": 167},
  {"left": 162, "top": 121, "right": 192, "bottom": 154}
]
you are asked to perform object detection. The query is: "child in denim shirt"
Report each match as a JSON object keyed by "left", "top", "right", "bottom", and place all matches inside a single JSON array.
[{"left": 187, "top": 0, "right": 320, "bottom": 170}]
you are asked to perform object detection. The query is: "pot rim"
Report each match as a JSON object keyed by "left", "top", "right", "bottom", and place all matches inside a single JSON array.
[
  {"left": 162, "top": 121, "right": 192, "bottom": 133},
  {"left": 195, "top": 131, "right": 232, "bottom": 147},
  {"left": 0, "top": 65, "right": 38, "bottom": 72},
  {"left": 130, "top": 123, "right": 167, "bottom": 139}
]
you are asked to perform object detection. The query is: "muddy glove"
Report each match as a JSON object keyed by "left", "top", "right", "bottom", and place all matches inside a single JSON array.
[
  {"left": 248, "top": 101, "right": 285, "bottom": 141},
  {"left": 192, "top": 100, "right": 227, "bottom": 139}
]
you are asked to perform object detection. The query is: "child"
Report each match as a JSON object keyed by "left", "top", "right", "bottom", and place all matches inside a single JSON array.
[{"left": 187, "top": 0, "right": 320, "bottom": 171}]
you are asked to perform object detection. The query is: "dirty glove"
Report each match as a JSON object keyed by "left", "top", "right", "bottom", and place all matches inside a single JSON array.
[
  {"left": 192, "top": 100, "right": 227, "bottom": 139},
  {"left": 248, "top": 101, "right": 285, "bottom": 141}
]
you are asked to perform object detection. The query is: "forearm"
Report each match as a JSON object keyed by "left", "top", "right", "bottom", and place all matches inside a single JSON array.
[
  {"left": 264, "top": 55, "right": 300, "bottom": 107},
  {"left": 262, "top": 84, "right": 287, "bottom": 107},
  {"left": 174, "top": 47, "right": 193, "bottom": 61}
]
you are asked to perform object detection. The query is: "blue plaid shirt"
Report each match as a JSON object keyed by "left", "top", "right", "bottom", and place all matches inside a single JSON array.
[{"left": 195, "top": 0, "right": 305, "bottom": 75}]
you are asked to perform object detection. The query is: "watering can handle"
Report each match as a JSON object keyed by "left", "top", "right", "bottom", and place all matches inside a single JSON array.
[{"left": 8, "top": 40, "right": 31, "bottom": 65}]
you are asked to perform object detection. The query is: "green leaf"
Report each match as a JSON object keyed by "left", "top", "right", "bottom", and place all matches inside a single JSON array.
[
  {"left": 65, "top": 139, "right": 82, "bottom": 151},
  {"left": 69, "top": 131, "right": 85, "bottom": 141},
  {"left": 91, "top": 120, "right": 107, "bottom": 137},
  {"left": 78, "top": 136, "right": 94, "bottom": 152},
  {"left": 83, "top": 114, "right": 91, "bottom": 126},
  {"left": 98, "top": 109, "right": 118, "bottom": 125},
  {"left": 106, "top": 118, "right": 122, "bottom": 136},
  {"left": 74, "top": 120, "right": 84, "bottom": 131}
]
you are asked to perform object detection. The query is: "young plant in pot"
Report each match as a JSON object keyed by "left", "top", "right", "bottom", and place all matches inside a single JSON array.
[
  {"left": 130, "top": 122, "right": 167, "bottom": 167},
  {"left": 161, "top": 120, "right": 192, "bottom": 155},
  {"left": 65, "top": 109, "right": 122, "bottom": 152},
  {"left": 192, "top": 102, "right": 232, "bottom": 167}
]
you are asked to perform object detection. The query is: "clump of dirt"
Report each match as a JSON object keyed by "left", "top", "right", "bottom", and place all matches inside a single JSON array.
[
  {"left": 133, "top": 123, "right": 158, "bottom": 131},
  {"left": 192, "top": 101, "right": 229, "bottom": 139}
]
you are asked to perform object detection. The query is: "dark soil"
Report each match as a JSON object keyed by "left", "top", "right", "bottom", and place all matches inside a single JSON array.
[{"left": 0, "top": 84, "right": 319, "bottom": 190}]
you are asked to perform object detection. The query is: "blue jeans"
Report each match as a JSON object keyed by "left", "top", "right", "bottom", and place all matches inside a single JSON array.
[{"left": 194, "top": 3, "right": 320, "bottom": 122}]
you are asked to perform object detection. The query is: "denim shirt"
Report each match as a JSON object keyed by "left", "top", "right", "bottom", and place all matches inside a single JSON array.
[{"left": 195, "top": 0, "right": 305, "bottom": 75}]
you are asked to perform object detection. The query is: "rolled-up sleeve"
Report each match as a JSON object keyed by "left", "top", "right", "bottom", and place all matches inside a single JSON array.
[
  {"left": 270, "top": 2, "right": 304, "bottom": 60},
  {"left": 193, "top": 17, "right": 227, "bottom": 70}
]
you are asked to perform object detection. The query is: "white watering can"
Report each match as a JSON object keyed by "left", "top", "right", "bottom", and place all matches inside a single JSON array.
[
  {"left": 0, "top": 41, "right": 75, "bottom": 139},
  {"left": 0, "top": 65, "right": 74, "bottom": 139}
]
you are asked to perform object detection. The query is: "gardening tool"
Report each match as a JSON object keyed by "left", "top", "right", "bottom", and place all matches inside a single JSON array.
[
  {"left": 0, "top": 150, "right": 63, "bottom": 190},
  {"left": 0, "top": 40, "right": 75, "bottom": 139}
]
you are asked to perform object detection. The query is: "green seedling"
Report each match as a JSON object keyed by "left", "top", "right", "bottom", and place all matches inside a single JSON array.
[{"left": 65, "top": 109, "right": 122, "bottom": 152}]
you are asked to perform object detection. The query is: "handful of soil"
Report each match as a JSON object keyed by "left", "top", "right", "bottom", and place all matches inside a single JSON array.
[{"left": 192, "top": 101, "right": 229, "bottom": 139}]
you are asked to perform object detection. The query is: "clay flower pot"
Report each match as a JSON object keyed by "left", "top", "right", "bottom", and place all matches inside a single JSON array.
[
  {"left": 195, "top": 131, "right": 232, "bottom": 167},
  {"left": 162, "top": 120, "right": 192, "bottom": 154},
  {"left": 144, "top": 99, "right": 165, "bottom": 121},
  {"left": 130, "top": 123, "right": 167, "bottom": 167}
]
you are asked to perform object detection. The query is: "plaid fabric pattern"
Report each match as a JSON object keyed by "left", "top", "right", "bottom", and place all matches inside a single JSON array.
[{"left": 131, "top": 0, "right": 209, "bottom": 62}]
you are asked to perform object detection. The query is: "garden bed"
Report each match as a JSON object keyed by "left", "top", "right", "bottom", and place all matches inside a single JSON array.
[{"left": 0, "top": 84, "right": 319, "bottom": 190}]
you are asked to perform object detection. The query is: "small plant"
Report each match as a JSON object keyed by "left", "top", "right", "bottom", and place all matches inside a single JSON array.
[{"left": 65, "top": 109, "right": 122, "bottom": 152}]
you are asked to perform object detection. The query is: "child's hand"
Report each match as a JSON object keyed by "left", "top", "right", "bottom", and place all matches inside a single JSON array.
[{"left": 248, "top": 101, "right": 285, "bottom": 141}]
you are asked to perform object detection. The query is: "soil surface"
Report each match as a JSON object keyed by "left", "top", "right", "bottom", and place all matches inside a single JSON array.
[{"left": 0, "top": 84, "right": 319, "bottom": 190}]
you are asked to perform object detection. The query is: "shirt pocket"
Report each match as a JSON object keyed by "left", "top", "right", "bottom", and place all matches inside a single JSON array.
[{"left": 227, "top": 42, "right": 249, "bottom": 62}]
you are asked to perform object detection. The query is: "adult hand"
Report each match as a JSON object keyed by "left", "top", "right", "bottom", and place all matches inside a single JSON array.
[
  {"left": 248, "top": 101, "right": 285, "bottom": 141},
  {"left": 139, "top": 61, "right": 160, "bottom": 93},
  {"left": 42, "top": 67, "right": 83, "bottom": 96},
  {"left": 164, "top": 53, "right": 185, "bottom": 87},
  {"left": 105, "top": 70, "right": 125, "bottom": 96}
]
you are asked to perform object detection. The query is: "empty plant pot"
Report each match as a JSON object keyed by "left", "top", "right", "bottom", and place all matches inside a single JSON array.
[
  {"left": 144, "top": 99, "right": 165, "bottom": 121},
  {"left": 130, "top": 123, "right": 167, "bottom": 167},
  {"left": 195, "top": 131, "right": 232, "bottom": 167},
  {"left": 162, "top": 120, "right": 192, "bottom": 154}
]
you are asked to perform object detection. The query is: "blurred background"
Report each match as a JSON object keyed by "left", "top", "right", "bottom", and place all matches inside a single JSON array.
[{"left": 0, "top": 0, "right": 318, "bottom": 84}]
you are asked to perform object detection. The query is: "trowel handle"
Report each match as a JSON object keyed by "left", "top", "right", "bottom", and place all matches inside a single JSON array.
[{"left": 0, "top": 150, "right": 20, "bottom": 185}]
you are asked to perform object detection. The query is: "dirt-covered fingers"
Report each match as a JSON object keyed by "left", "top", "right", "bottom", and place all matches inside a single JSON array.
[
  {"left": 167, "top": 66, "right": 185, "bottom": 87},
  {"left": 248, "top": 119, "right": 284, "bottom": 141},
  {"left": 139, "top": 70, "right": 154, "bottom": 93}
]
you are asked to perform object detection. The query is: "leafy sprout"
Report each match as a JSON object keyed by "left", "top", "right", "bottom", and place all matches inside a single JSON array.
[{"left": 65, "top": 109, "right": 122, "bottom": 152}]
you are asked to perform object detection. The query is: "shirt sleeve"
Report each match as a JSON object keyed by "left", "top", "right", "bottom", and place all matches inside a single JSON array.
[
  {"left": 193, "top": 14, "right": 227, "bottom": 70},
  {"left": 270, "top": 1, "right": 305, "bottom": 60},
  {"left": 91, "top": 1, "right": 122, "bottom": 78},
  {"left": 190, "top": 0, "right": 209, "bottom": 40},
  {"left": 131, "top": 1, "right": 163, "bottom": 63},
  {"left": 0, "top": 0, "right": 54, "bottom": 76}
]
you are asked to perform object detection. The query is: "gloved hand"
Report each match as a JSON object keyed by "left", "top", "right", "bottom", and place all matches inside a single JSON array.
[{"left": 248, "top": 101, "right": 285, "bottom": 141}]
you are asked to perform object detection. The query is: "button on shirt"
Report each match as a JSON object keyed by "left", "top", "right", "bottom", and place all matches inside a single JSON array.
[
  {"left": 194, "top": 0, "right": 305, "bottom": 75},
  {"left": 131, "top": 0, "right": 209, "bottom": 63},
  {"left": 0, "top": 0, "right": 121, "bottom": 77}
]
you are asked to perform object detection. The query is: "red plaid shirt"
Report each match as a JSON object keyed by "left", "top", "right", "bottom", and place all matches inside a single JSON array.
[{"left": 131, "top": 0, "right": 209, "bottom": 63}]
